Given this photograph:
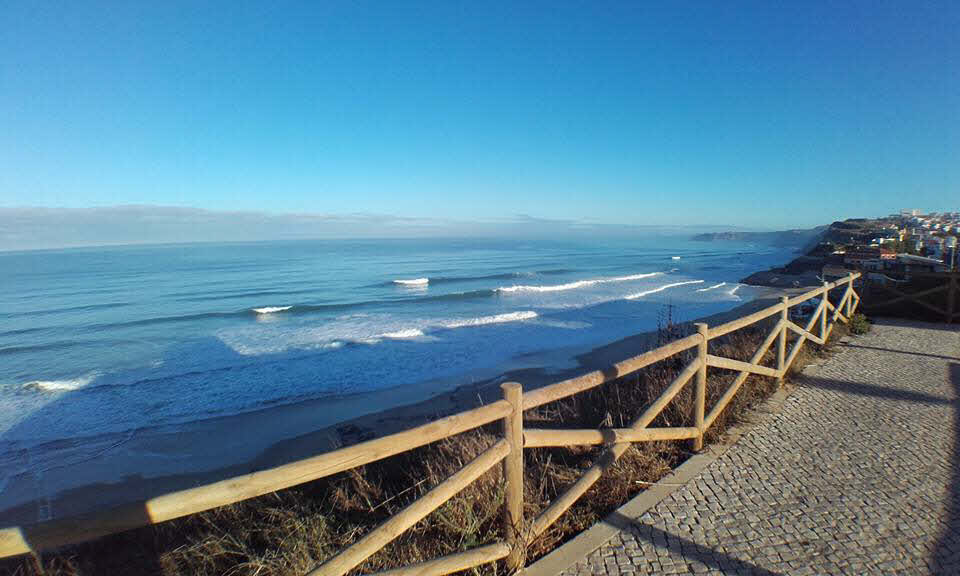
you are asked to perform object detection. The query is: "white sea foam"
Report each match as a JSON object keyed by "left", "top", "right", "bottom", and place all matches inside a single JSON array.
[
  {"left": 497, "top": 272, "right": 661, "bottom": 294},
  {"left": 696, "top": 282, "right": 727, "bottom": 292},
  {"left": 22, "top": 375, "right": 95, "bottom": 392},
  {"left": 534, "top": 319, "right": 592, "bottom": 330},
  {"left": 252, "top": 306, "right": 293, "bottom": 314},
  {"left": 728, "top": 285, "right": 742, "bottom": 297},
  {"left": 625, "top": 280, "right": 704, "bottom": 300},
  {"left": 224, "top": 307, "right": 539, "bottom": 356},
  {"left": 219, "top": 322, "right": 346, "bottom": 355},
  {"left": 254, "top": 339, "right": 347, "bottom": 352},
  {"left": 443, "top": 311, "right": 538, "bottom": 328},
  {"left": 394, "top": 278, "right": 429, "bottom": 286},
  {"left": 380, "top": 328, "right": 425, "bottom": 339},
  {"left": 671, "top": 256, "right": 681, "bottom": 260}
]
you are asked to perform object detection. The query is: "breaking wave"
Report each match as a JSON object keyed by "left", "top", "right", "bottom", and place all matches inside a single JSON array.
[
  {"left": 218, "top": 309, "right": 539, "bottom": 357},
  {"left": 53, "top": 290, "right": 499, "bottom": 333},
  {"left": 252, "top": 306, "right": 293, "bottom": 314},
  {"left": 442, "top": 311, "right": 538, "bottom": 328},
  {"left": 696, "top": 282, "right": 727, "bottom": 292},
  {"left": 377, "top": 270, "right": 571, "bottom": 288},
  {"left": 22, "top": 375, "right": 96, "bottom": 392},
  {"left": 380, "top": 328, "right": 425, "bottom": 339},
  {"left": 497, "top": 272, "right": 662, "bottom": 294},
  {"left": 625, "top": 280, "right": 705, "bottom": 300}
]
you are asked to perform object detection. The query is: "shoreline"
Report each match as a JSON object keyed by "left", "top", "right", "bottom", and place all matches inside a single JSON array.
[{"left": 0, "top": 286, "right": 795, "bottom": 527}]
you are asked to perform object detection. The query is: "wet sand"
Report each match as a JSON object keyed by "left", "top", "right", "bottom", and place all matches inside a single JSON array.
[{"left": 0, "top": 286, "right": 794, "bottom": 527}]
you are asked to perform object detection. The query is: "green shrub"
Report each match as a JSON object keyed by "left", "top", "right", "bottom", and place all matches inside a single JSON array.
[{"left": 849, "top": 313, "right": 871, "bottom": 335}]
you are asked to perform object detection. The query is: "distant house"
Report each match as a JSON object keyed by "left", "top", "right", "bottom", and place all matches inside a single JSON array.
[
  {"left": 844, "top": 246, "right": 881, "bottom": 267},
  {"left": 843, "top": 246, "right": 894, "bottom": 270}
]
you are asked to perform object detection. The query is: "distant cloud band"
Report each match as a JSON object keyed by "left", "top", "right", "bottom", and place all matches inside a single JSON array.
[{"left": 0, "top": 205, "right": 739, "bottom": 251}]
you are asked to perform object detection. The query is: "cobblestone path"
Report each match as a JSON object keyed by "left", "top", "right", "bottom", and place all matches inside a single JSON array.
[{"left": 561, "top": 319, "right": 960, "bottom": 575}]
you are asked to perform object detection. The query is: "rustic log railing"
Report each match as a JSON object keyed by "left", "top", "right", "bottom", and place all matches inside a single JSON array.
[{"left": 0, "top": 273, "right": 862, "bottom": 575}]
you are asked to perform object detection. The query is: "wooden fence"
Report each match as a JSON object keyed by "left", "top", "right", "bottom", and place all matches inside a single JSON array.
[
  {"left": 0, "top": 273, "right": 862, "bottom": 575},
  {"left": 862, "top": 271, "right": 958, "bottom": 324}
]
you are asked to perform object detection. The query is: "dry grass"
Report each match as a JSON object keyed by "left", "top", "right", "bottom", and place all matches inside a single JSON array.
[{"left": 2, "top": 316, "right": 852, "bottom": 576}]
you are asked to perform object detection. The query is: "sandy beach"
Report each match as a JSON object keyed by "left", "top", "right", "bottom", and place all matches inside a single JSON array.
[{"left": 0, "top": 286, "right": 794, "bottom": 528}]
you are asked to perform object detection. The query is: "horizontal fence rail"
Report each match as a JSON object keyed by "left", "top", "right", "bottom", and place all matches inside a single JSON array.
[
  {"left": 0, "top": 400, "right": 513, "bottom": 558},
  {"left": 0, "top": 273, "right": 862, "bottom": 576}
]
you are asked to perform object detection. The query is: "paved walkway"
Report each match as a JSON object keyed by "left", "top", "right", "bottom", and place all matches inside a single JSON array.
[{"left": 559, "top": 318, "right": 960, "bottom": 575}]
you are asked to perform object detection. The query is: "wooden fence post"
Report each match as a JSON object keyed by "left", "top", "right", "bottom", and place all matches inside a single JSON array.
[
  {"left": 820, "top": 282, "right": 829, "bottom": 341},
  {"left": 844, "top": 272, "right": 853, "bottom": 320},
  {"left": 501, "top": 382, "right": 524, "bottom": 572},
  {"left": 693, "top": 323, "right": 708, "bottom": 451},
  {"left": 778, "top": 296, "right": 788, "bottom": 382}
]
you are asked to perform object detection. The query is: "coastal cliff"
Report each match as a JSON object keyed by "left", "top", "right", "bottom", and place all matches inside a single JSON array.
[{"left": 692, "top": 226, "right": 827, "bottom": 250}]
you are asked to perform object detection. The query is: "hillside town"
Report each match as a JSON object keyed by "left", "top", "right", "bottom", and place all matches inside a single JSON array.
[{"left": 742, "top": 210, "right": 959, "bottom": 287}]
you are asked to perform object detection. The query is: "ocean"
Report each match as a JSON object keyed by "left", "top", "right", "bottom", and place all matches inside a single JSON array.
[{"left": 0, "top": 235, "right": 794, "bottom": 498}]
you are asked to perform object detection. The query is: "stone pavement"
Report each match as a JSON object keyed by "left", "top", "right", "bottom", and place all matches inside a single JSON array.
[{"left": 558, "top": 318, "right": 960, "bottom": 575}]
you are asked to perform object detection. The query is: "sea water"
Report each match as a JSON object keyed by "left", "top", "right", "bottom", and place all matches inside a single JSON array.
[{"left": 0, "top": 235, "right": 794, "bottom": 482}]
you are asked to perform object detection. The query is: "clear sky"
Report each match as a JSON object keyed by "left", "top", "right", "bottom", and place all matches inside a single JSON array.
[{"left": 1, "top": 1, "right": 958, "bottom": 231}]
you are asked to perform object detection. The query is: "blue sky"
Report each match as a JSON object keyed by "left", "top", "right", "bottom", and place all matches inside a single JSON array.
[{"left": 1, "top": 1, "right": 958, "bottom": 232}]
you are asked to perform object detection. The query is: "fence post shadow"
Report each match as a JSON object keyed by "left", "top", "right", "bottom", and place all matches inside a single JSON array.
[
  {"left": 602, "top": 510, "right": 783, "bottom": 576},
  {"left": 16, "top": 501, "right": 163, "bottom": 575},
  {"left": 932, "top": 362, "right": 960, "bottom": 574}
]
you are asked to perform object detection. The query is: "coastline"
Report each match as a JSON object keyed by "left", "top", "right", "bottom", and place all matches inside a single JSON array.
[{"left": 0, "top": 285, "right": 795, "bottom": 527}]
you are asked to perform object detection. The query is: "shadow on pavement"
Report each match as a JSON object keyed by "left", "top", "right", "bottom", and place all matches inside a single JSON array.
[
  {"left": 838, "top": 341, "right": 960, "bottom": 362},
  {"left": 594, "top": 351, "right": 960, "bottom": 574},
  {"left": 932, "top": 363, "right": 960, "bottom": 575},
  {"left": 798, "top": 376, "right": 953, "bottom": 406},
  {"left": 603, "top": 510, "right": 783, "bottom": 576}
]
